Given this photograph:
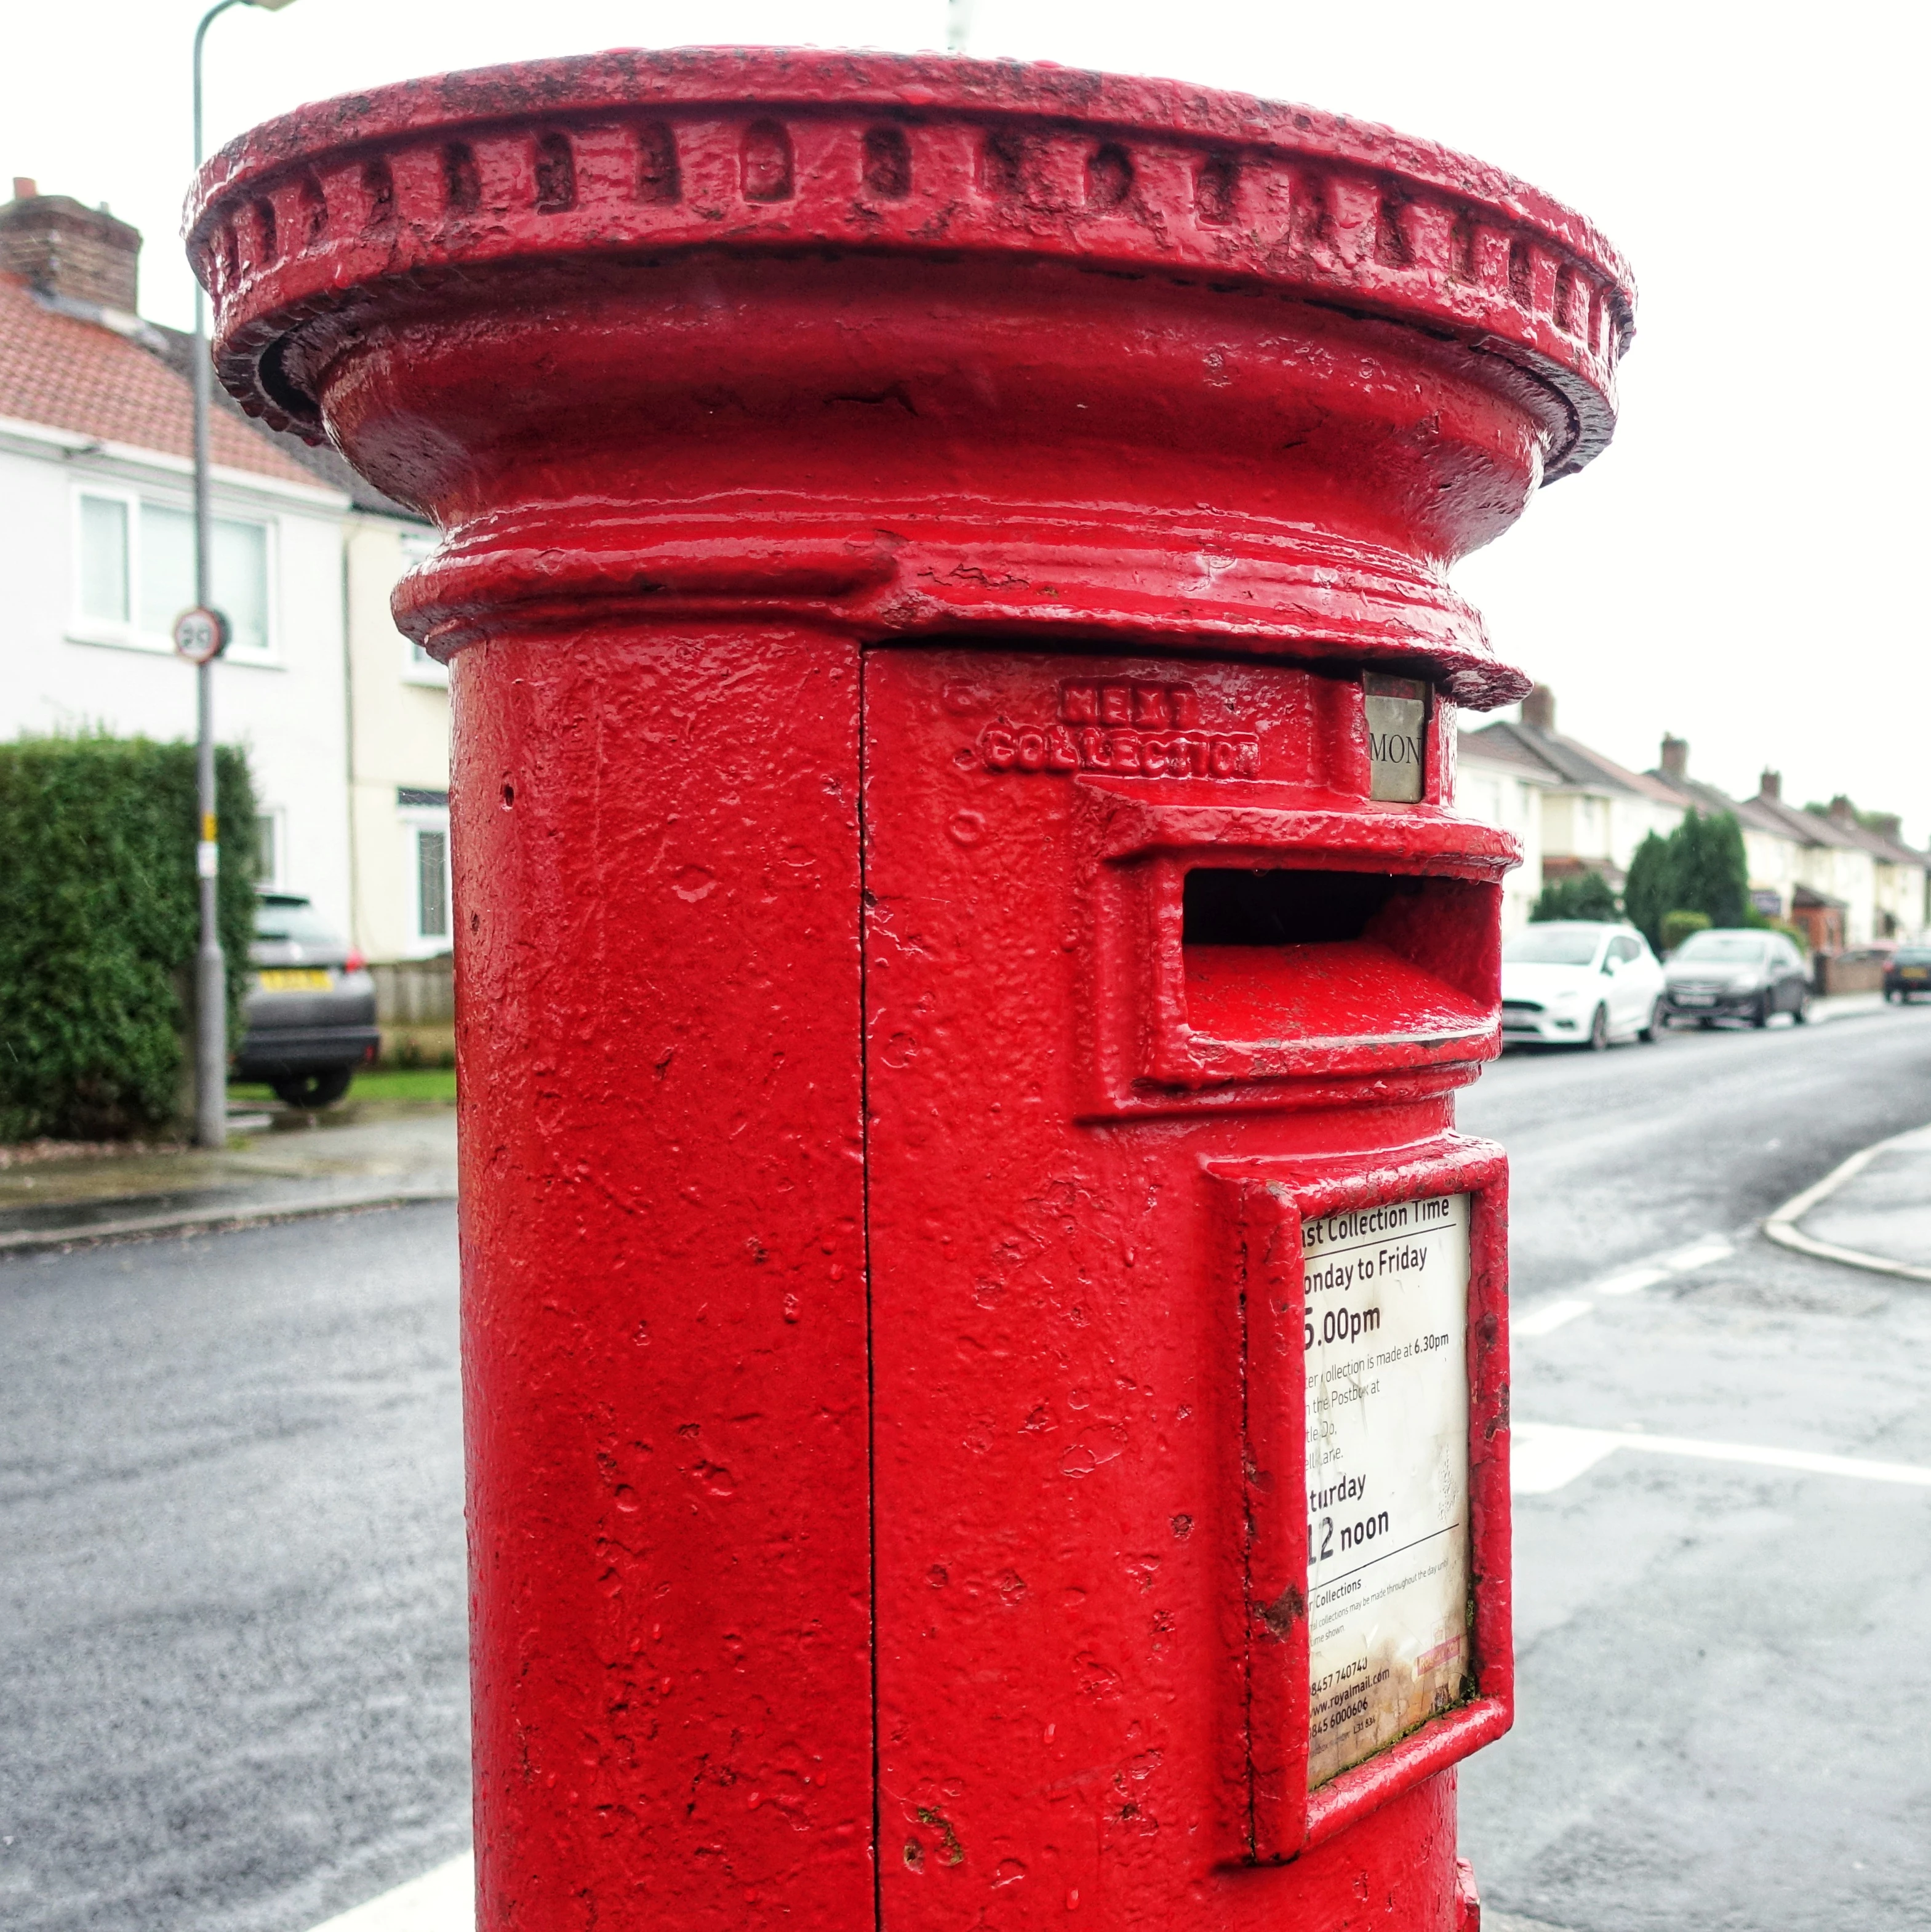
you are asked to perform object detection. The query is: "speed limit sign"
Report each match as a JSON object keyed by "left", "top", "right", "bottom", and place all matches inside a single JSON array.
[{"left": 172, "top": 606, "right": 229, "bottom": 665}]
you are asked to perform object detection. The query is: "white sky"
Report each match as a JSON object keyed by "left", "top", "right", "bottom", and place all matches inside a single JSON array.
[{"left": 7, "top": 1, "right": 1926, "bottom": 836}]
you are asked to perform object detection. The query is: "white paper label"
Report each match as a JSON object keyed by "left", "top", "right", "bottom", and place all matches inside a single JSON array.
[{"left": 1302, "top": 1191, "right": 1471, "bottom": 1787}]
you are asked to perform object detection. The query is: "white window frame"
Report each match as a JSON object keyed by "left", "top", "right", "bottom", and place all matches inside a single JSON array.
[
  {"left": 254, "top": 806, "right": 288, "bottom": 889},
  {"left": 399, "top": 800, "right": 454, "bottom": 958},
  {"left": 70, "top": 483, "right": 281, "bottom": 664},
  {"left": 401, "top": 639, "right": 450, "bottom": 688}
]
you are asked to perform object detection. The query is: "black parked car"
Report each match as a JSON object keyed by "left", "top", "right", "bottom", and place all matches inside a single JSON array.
[
  {"left": 1661, "top": 928, "right": 1811, "bottom": 1028},
  {"left": 234, "top": 892, "right": 379, "bottom": 1107},
  {"left": 1885, "top": 945, "right": 1931, "bottom": 1002}
]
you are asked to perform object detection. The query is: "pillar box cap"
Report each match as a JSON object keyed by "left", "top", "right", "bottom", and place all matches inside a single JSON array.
[{"left": 188, "top": 49, "right": 1635, "bottom": 704}]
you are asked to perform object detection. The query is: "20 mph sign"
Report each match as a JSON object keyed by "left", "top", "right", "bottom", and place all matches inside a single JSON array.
[{"left": 172, "top": 606, "right": 228, "bottom": 665}]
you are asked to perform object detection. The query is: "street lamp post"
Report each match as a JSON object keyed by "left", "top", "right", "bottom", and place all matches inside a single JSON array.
[{"left": 189, "top": 0, "right": 296, "bottom": 1148}]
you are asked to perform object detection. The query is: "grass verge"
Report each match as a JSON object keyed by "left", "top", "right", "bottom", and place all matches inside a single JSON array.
[{"left": 231, "top": 1067, "right": 457, "bottom": 1106}]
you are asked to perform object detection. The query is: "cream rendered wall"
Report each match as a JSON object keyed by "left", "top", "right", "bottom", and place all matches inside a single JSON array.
[
  {"left": 0, "top": 423, "right": 353, "bottom": 932},
  {"left": 1609, "top": 792, "right": 1684, "bottom": 875},
  {"left": 1791, "top": 841, "right": 1876, "bottom": 947},
  {"left": 1869, "top": 859, "right": 1927, "bottom": 941},
  {"left": 1454, "top": 750, "right": 1550, "bottom": 937},
  {"left": 1740, "top": 825, "right": 1799, "bottom": 920},
  {"left": 343, "top": 511, "right": 449, "bottom": 962},
  {"left": 1538, "top": 792, "right": 1577, "bottom": 860}
]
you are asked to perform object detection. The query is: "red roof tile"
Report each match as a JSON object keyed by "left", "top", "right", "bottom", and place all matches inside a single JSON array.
[{"left": 0, "top": 271, "right": 313, "bottom": 486}]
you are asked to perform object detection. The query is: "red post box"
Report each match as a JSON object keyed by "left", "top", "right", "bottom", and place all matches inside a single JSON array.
[{"left": 193, "top": 50, "right": 1632, "bottom": 1929}]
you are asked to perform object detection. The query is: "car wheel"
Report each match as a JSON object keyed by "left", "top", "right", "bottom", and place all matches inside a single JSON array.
[
  {"left": 271, "top": 1068, "right": 353, "bottom": 1109},
  {"left": 1752, "top": 995, "right": 1772, "bottom": 1029},
  {"left": 1588, "top": 1003, "right": 1610, "bottom": 1051},
  {"left": 1794, "top": 990, "right": 1813, "bottom": 1024},
  {"left": 1639, "top": 998, "right": 1662, "bottom": 1043}
]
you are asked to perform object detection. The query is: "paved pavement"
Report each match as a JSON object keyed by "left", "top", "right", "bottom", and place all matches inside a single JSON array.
[
  {"left": 4, "top": 1001, "right": 1930, "bottom": 1930},
  {"left": 1773, "top": 1120, "right": 1931, "bottom": 1277},
  {"left": 0, "top": 1107, "right": 457, "bottom": 1253}
]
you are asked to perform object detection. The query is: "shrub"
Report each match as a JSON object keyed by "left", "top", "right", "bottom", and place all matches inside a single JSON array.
[
  {"left": 0, "top": 736, "right": 256, "bottom": 1140},
  {"left": 1625, "top": 810, "right": 1751, "bottom": 951},
  {"left": 1532, "top": 872, "right": 1620, "bottom": 922},
  {"left": 1660, "top": 909, "right": 1713, "bottom": 955}
]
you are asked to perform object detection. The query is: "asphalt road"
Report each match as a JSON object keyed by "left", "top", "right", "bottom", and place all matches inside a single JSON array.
[
  {"left": 4, "top": 1006, "right": 1930, "bottom": 1931},
  {"left": 0, "top": 1204, "right": 468, "bottom": 1932},
  {"left": 1458, "top": 1002, "right": 1931, "bottom": 1932}
]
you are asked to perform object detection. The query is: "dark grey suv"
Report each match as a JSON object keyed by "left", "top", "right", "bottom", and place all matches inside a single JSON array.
[
  {"left": 234, "top": 893, "right": 379, "bottom": 1106},
  {"left": 1661, "top": 928, "right": 1811, "bottom": 1028}
]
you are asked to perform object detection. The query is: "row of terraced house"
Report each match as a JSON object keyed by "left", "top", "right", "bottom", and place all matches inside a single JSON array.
[
  {"left": 0, "top": 180, "right": 449, "bottom": 974},
  {"left": 1458, "top": 687, "right": 1929, "bottom": 948},
  {"left": 3, "top": 179, "right": 1922, "bottom": 987}
]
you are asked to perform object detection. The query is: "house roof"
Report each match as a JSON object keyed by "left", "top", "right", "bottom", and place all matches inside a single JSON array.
[
  {"left": 0, "top": 270, "right": 315, "bottom": 486},
  {"left": 1646, "top": 758, "right": 1927, "bottom": 868},
  {"left": 143, "top": 318, "right": 422, "bottom": 520},
  {"left": 1644, "top": 768, "right": 1797, "bottom": 844},
  {"left": 1745, "top": 790, "right": 1874, "bottom": 856},
  {"left": 1465, "top": 718, "right": 1681, "bottom": 805},
  {"left": 1645, "top": 767, "right": 1740, "bottom": 817},
  {"left": 1824, "top": 814, "right": 1929, "bottom": 870},
  {"left": 1457, "top": 727, "right": 1562, "bottom": 782}
]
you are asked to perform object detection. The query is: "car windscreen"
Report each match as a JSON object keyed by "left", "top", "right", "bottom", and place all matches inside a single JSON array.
[
  {"left": 254, "top": 899, "right": 343, "bottom": 949},
  {"left": 1895, "top": 949, "right": 1931, "bottom": 966},
  {"left": 1673, "top": 934, "right": 1767, "bottom": 964},
  {"left": 1503, "top": 928, "right": 1602, "bottom": 966}
]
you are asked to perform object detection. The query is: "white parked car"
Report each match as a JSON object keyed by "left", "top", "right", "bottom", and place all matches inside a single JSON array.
[{"left": 1500, "top": 921, "right": 1666, "bottom": 1050}]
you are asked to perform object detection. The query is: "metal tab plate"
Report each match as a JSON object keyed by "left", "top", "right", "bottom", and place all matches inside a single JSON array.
[{"left": 1364, "top": 673, "right": 1428, "bottom": 803}]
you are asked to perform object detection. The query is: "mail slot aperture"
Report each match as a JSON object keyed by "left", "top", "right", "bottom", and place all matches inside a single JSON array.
[
  {"left": 1178, "top": 866, "right": 1495, "bottom": 1085},
  {"left": 1076, "top": 792, "right": 1517, "bottom": 1116}
]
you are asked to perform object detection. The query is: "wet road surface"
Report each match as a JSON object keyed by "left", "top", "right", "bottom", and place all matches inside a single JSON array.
[
  {"left": 1460, "top": 1003, "right": 1931, "bottom": 1932},
  {"left": 5, "top": 1005, "right": 1930, "bottom": 1930}
]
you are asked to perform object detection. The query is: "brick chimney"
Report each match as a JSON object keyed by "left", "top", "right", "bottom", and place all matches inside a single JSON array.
[
  {"left": 1829, "top": 795, "right": 1857, "bottom": 827},
  {"left": 1868, "top": 812, "right": 1902, "bottom": 843},
  {"left": 1660, "top": 734, "right": 1689, "bottom": 782},
  {"left": 1759, "top": 768, "right": 1781, "bottom": 800},
  {"left": 0, "top": 180, "right": 140, "bottom": 313},
  {"left": 1519, "top": 684, "right": 1556, "bottom": 732}
]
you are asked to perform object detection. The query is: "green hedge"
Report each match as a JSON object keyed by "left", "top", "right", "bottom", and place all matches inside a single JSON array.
[
  {"left": 1660, "top": 908, "right": 1713, "bottom": 954},
  {"left": 1532, "top": 871, "right": 1620, "bottom": 922},
  {"left": 0, "top": 736, "right": 256, "bottom": 1140}
]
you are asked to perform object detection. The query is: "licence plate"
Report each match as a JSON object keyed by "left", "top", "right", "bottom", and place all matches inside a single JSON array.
[
  {"left": 257, "top": 968, "right": 332, "bottom": 991},
  {"left": 1903, "top": 970, "right": 1929, "bottom": 982},
  {"left": 1673, "top": 993, "right": 1714, "bottom": 1006}
]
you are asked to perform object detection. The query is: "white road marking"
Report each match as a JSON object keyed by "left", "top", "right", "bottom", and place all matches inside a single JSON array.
[
  {"left": 1593, "top": 1264, "right": 1669, "bottom": 1297},
  {"left": 1513, "top": 1297, "right": 1594, "bottom": 1337},
  {"left": 1660, "top": 1235, "right": 1733, "bottom": 1272},
  {"left": 306, "top": 1854, "right": 472, "bottom": 1932},
  {"left": 1515, "top": 1232, "right": 1735, "bottom": 1334},
  {"left": 1513, "top": 1422, "right": 1931, "bottom": 1496}
]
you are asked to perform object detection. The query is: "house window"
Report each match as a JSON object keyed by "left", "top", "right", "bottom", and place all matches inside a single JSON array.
[
  {"left": 398, "top": 788, "right": 452, "bottom": 955},
  {"left": 79, "top": 495, "right": 131, "bottom": 622},
  {"left": 415, "top": 828, "right": 450, "bottom": 941},
  {"left": 73, "top": 489, "right": 273, "bottom": 655},
  {"left": 254, "top": 812, "right": 281, "bottom": 887}
]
